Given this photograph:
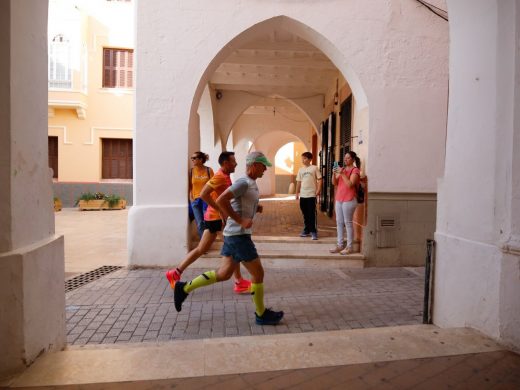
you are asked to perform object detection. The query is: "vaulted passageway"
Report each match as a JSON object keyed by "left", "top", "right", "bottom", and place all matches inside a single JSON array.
[{"left": 186, "top": 16, "right": 367, "bottom": 255}]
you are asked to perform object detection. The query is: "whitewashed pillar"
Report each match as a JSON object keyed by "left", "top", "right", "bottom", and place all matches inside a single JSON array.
[
  {"left": 435, "top": 0, "right": 520, "bottom": 350},
  {"left": 0, "top": 0, "right": 65, "bottom": 379}
]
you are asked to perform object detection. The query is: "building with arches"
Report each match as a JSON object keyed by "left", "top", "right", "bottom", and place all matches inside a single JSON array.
[
  {"left": 1, "top": 0, "right": 518, "bottom": 381},
  {"left": 129, "top": 3, "right": 449, "bottom": 267},
  {"left": 47, "top": 0, "right": 134, "bottom": 204}
]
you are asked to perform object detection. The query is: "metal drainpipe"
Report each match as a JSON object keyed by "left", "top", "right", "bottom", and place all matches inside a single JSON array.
[{"left": 423, "top": 239, "right": 436, "bottom": 324}]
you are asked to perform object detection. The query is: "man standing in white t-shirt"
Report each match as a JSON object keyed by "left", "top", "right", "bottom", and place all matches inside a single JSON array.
[{"left": 295, "top": 152, "right": 322, "bottom": 240}]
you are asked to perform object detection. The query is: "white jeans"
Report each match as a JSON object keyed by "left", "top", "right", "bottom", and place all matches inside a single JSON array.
[{"left": 335, "top": 199, "right": 358, "bottom": 248}]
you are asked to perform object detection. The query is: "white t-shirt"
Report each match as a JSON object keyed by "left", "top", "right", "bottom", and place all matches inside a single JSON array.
[{"left": 296, "top": 165, "right": 322, "bottom": 198}]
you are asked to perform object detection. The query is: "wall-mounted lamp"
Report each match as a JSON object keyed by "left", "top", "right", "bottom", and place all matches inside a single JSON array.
[{"left": 216, "top": 90, "right": 223, "bottom": 100}]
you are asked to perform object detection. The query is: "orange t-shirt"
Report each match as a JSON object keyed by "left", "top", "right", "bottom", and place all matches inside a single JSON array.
[
  {"left": 191, "top": 166, "right": 213, "bottom": 199},
  {"left": 335, "top": 167, "right": 360, "bottom": 202},
  {"left": 203, "top": 168, "right": 232, "bottom": 221}
]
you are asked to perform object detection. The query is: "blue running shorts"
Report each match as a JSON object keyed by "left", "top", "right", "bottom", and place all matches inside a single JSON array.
[{"left": 220, "top": 234, "right": 258, "bottom": 263}]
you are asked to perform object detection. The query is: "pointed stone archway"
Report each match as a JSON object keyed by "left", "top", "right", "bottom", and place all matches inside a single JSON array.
[
  {"left": 129, "top": 13, "right": 376, "bottom": 266},
  {"left": 131, "top": 3, "right": 449, "bottom": 266}
]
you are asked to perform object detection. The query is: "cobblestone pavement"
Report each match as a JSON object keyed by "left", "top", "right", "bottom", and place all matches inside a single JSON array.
[
  {"left": 65, "top": 267, "right": 424, "bottom": 345},
  {"left": 254, "top": 196, "right": 338, "bottom": 238}
]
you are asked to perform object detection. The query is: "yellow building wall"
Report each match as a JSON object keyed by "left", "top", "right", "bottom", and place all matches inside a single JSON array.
[{"left": 48, "top": 0, "right": 134, "bottom": 182}]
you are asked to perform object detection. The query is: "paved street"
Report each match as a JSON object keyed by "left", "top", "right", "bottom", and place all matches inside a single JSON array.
[
  {"left": 58, "top": 198, "right": 424, "bottom": 346},
  {"left": 65, "top": 266, "right": 424, "bottom": 345},
  {"left": 252, "top": 195, "right": 338, "bottom": 238}
]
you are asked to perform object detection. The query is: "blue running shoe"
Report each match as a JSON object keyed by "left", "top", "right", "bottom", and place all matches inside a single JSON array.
[{"left": 255, "top": 308, "right": 284, "bottom": 325}]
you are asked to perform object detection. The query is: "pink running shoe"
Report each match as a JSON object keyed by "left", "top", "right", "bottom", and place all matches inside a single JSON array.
[
  {"left": 233, "top": 278, "right": 252, "bottom": 294},
  {"left": 165, "top": 268, "right": 182, "bottom": 289}
]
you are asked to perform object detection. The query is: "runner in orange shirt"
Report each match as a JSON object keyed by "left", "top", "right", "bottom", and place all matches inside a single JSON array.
[{"left": 165, "top": 151, "right": 252, "bottom": 293}]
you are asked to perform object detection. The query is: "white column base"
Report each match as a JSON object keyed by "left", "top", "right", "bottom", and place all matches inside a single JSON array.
[
  {"left": 433, "top": 231, "right": 520, "bottom": 351},
  {"left": 0, "top": 235, "right": 65, "bottom": 379},
  {"left": 498, "top": 251, "right": 520, "bottom": 352},
  {"left": 128, "top": 205, "right": 189, "bottom": 267}
]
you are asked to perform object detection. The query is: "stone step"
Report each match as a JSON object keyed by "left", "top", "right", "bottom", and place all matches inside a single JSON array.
[
  {"left": 7, "top": 326, "right": 504, "bottom": 388},
  {"left": 216, "top": 235, "right": 342, "bottom": 244},
  {"left": 201, "top": 238, "right": 364, "bottom": 268},
  {"left": 251, "top": 235, "right": 338, "bottom": 243},
  {"left": 196, "top": 256, "right": 363, "bottom": 269}
]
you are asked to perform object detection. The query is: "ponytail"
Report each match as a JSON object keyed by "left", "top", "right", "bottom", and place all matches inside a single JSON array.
[
  {"left": 355, "top": 156, "right": 361, "bottom": 169},
  {"left": 347, "top": 151, "right": 361, "bottom": 170}
]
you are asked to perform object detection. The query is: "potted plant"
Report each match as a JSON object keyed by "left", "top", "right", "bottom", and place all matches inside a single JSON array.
[
  {"left": 53, "top": 197, "right": 62, "bottom": 212},
  {"left": 76, "top": 192, "right": 126, "bottom": 210}
]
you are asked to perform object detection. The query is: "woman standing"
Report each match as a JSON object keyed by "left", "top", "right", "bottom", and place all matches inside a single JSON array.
[
  {"left": 190, "top": 151, "right": 214, "bottom": 239},
  {"left": 329, "top": 151, "right": 361, "bottom": 255}
]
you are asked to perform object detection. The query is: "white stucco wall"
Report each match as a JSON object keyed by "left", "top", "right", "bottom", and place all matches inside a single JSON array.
[
  {"left": 131, "top": 0, "right": 448, "bottom": 265},
  {"left": 198, "top": 86, "right": 221, "bottom": 172},
  {"left": 435, "top": 0, "right": 520, "bottom": 351}
]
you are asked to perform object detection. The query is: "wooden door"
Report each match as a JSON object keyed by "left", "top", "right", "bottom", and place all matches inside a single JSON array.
[{"left": 48, "top": 136, "right": 58, "bottom": 178}]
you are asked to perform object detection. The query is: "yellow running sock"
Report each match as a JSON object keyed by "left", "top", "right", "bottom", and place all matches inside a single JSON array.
[
  {"left": 184, "top": 270, "right": 217, "bottom": 293},
  {"left": 251, "top": 283, "right": 265, "bottom": 316}
]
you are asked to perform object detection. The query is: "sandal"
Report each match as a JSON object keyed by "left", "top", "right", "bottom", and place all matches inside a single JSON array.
[
  {"left": 329, "top": 246, "right": 344, "bottom": 254},
  {"left": 340, "top": 247, "right": 353, "bottom": 255}
]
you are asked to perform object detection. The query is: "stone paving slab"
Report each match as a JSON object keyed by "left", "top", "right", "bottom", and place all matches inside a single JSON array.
[
  {"left": 65, "top": 266, "right": 424, "bottom": 345},
  {"left": 15, "top": 351, "right": 519, "bottom": 389},
  {"left": 253, "top": 198, "right": 338, "bottom": 238}
]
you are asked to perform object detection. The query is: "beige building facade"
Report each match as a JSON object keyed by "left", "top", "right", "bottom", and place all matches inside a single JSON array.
[{"left": 48, "top": 0, "right": 134, "bottom": 205}]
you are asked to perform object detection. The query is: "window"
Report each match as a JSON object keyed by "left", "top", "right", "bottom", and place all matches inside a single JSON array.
[
  {"left": 48, "top": 136, "right": 58, "bottom": 179},
  {"left": 103, "top": 48, "right": 134, "bottom": 88},
  {"left": 49, "top": 34, "right": 72, "bottom": 89},
  {"left": 102, "top": 139, "right": 133, "bottom": 179}
]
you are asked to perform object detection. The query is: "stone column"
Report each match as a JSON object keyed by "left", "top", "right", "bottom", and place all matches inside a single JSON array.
[
  {"left": 0, "top": 0, "right": 65, "bottom": 379},
  {"left": 435, "top": 0, "right": 520, "bottom": 350},
  {"left": 128, "top": 0, "right": 191, "bottom": 266}
]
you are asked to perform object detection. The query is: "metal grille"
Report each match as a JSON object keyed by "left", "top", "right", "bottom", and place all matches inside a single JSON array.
[
  {"left": 339, "top": 96, "right": 352, "bottom": 162},
  {"left": 65, "top": 265, "right": 123, "bottom": 292},
  {"left": 320, "top": 113, "right": 336, "bottom": 217},
  {"left": 380, "top": 218, "right": 396, "bottom": 228}
]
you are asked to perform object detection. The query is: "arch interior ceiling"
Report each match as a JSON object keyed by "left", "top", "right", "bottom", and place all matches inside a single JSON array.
[{"left": 210, "top": 29, "right": 339, "bottom": 122}]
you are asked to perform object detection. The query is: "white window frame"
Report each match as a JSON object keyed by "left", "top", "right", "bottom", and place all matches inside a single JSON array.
[{"left": 49, "top": 34, "right": 72, "bottom": 89}]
